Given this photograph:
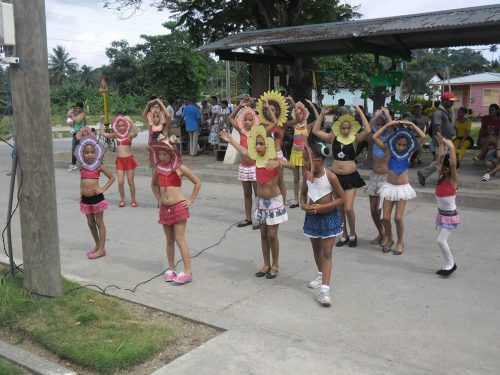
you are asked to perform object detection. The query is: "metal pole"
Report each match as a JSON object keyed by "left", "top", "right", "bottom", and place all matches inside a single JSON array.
[
  {"left": 6, "top": 148, "right": 17, "bottom": 279},
  {"left": 226, "top": 61, "right": 231, "bottom": 103}
]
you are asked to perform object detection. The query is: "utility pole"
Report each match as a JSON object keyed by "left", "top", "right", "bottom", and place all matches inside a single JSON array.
[{"left": 10, "top": 0, "right": 62, "bottom": 296}]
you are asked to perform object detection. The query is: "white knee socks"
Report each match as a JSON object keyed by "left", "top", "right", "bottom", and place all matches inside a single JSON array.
[{"left": 436, "top": 227, "right": 455, "bottom": 270}]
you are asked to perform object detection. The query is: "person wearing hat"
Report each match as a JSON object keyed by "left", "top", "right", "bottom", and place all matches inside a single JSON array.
[{"left": 417, "top": 92, "right": 458, "bottom": 186}]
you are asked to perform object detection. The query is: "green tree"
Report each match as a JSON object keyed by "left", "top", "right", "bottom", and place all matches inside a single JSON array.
[
  {"left": 103, "top": 0, "right": 359, "bottom": 100},
  {"left": 103, "top": 40, "right": 144, "bottom": 96},
  {"left": 79, "top": 65, "right": 97, "bottom": 86},
  {"left": 48, "top": 45, "right": 78, "bottom": 85}
]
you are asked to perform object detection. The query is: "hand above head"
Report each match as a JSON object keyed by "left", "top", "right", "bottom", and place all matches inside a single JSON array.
[
  {"left": 321, "top": 106, "right": 333, "bottom": 115},
  {"left": 219, "top": 129, "right": 231, "bottom": 142}
]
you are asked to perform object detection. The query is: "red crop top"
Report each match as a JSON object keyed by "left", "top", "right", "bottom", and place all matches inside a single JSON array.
[
  {"left": 158, "top": 172, "right": 181, "bottom": 187},
  {"left": 256, "top": 167, "right": 279, "bottom": 185},
  {"left": 80, "top": 167, "right": 100, "bottom": 179},
  {"left": 116, "top": 137, "right": 131, "bottom": 146},
  {"left": 240, "top": 134, "right": 248, "bottom": 149},
  {"left": 435, "top": 178, "right": 456, "bottom": 197}
]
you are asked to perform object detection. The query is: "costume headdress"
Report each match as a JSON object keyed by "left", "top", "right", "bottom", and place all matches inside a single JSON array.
[
  {"left": 148, "top": 134, "right": 182, "bottom": 175},
  {"left": 256, "top": 90, "right": 288, "bottom": 127},
  {"left": 148, "top": 105, "right": 167, "bottom": 133},
  {"left": 332, "top": 114, "right": 361, "bottom": 145},
  {"left": 74, "top": 135, "right": 105, "bottom": 171},
  {"left": 75, "top": 125, "right": 94, "bottom": 141},
  {"left": 292, "top": 102, "right": 310, "bottom": 127},
  {"left": 236, "top": 106, "right": 260, "bottom": 136},
  {"left": 247, "top": 125, "right": 276, "bottom": 168},
  {"left": 111, "top": 115, "right": 132, "bottom": 140},
  {"left": 386, "top": 127, "right": 418, "bottom": 161}
]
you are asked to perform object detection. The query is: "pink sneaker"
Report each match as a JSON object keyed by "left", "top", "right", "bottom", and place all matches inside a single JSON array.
[
  {"left": 174, "top": 272, "right": 192, "bottom": 284},
  {"left": 163, "top": 269, "right": 177, "bottom": 282}
]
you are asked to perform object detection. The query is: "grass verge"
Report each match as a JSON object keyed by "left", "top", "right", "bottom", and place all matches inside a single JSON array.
[
  {"left": 0, "top": 357, "right": 28, "bottom": 375},
  {"left": 0, "top": 267, "right": 176, "bottom": 374}
]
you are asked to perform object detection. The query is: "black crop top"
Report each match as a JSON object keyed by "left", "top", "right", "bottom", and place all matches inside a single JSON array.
[{"left": 332, "top": 138, "right": 356, "bottom": 161}]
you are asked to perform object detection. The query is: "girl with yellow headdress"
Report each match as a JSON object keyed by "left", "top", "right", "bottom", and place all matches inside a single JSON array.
[{"left": 312, "top": 104, "right": 371, "bottom": 248}]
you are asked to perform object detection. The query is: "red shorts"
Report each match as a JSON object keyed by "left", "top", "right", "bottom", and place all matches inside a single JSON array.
[
  {"left": 116, "top": 155, "right": 137, "bottom": 171},
  {"left": 159, "top": 201, "right": 190, "bottom": 226}
]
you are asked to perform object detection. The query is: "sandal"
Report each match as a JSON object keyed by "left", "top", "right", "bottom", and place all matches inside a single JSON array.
[
  {"left": 336, "top": 236, "right": 349, "bottom": 247},
  {"left": 266, "top": 266, "right": 279, "bottom": 279},
  {"left": 289, "top": 203, "right": 299, "bottom": 209},
  {"left": 131, "top": 201, "right": 138, "bottom": 207},
  {"left": 237, "top": 219, "right": 252, "bottom": 228},
  {"left": 255, "top": 266, "right": 270, "bottom": 278},
  {"left": 118, "top": 200, "right": 125, "bottom": 207},
  {"left": 382, "top": 241, "right": 394, "bottom": 253},
  {"left": 393, "top": 244, "right": 404, "bottom": 255}
]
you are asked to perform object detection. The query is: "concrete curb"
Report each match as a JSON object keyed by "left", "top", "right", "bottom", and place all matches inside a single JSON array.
[{"left": 0, "top": 339, "right": 76, "bottom": 375}]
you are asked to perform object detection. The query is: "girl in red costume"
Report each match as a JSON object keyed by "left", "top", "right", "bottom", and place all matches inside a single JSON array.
[
  {"left": 150, "top": 136, "right": 202, "bottom": 284},
  {"left": 220, "top": 125, "right": 288, "bottom": 279},
  {"left": 228, "top": 96, "right": 260, "bottom": 229},
  {"left": 101, "top": 115, "right": 139, "bottom": 207},
  {"left": 74, "top": 135, "right": 115, "bottom": 260}
]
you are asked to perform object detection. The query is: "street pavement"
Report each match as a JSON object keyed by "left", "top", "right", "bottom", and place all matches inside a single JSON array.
[{"left": 0, "top": 134, "right": 499, "bottom": 374}]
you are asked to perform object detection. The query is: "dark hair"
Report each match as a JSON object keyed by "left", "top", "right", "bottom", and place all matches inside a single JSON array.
[
  {"left": 149, "top": 96, "right": 157, "bottom": 101},
  {"left": 221, "top": 100, "right": 228, "bottom": 106},
  {"left": 490, "top": 103, "right": 500, "bottom": 116},
  {"left": 442, "top": 154, "right": 450, "bottom": 168},
  {"left": 309, "top": 142, "right": 330, "bottom": 160},
  {"left": 458, "top": 106, "right": 468, "bottom": 114},
  {"left": 210, "top": 95, "right": 218, "bottom": 102},
  {"left": 75, "top": 101, "right": 84, "bottom": 108},
  {"left": 338, "top": 99, "right": 345, "bottom": 106},
  {"left": 168, "top": 98, "right": 175, "bottom": 105}
]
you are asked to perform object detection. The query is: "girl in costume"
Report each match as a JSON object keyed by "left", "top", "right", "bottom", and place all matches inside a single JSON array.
[
  {"left": 143, "top": 98, "right": 171, "bottom": 143},
  {"left": 372, "top": 120, "right": 426, "bottom": 254},
  {"left": 365, "top": 108, "right": 392, "bottom": 246},
  {"left": 301, "top": 142, "right": 345, "bottom": 306},
  {"left": 220, "top": 125, "right": 288, "bottom": 279},
  {"left": 312, "top": 105, "right": 371, "bottom": 248},
  {"left": 150, "top": 135, "right": 202, "bottom": 284},
  {"left": 434, "top": 137, "right": 459, "bottom": 276},
  {"left": 228, "top": 96, "right": 260, "bottom": 229},
  {"left": 75, "top": 135, "right": 115, "bottom": 260},
  {"left": 257, "top": 91, "right": 289, "bottom": 203},
  {"left": 101, "top": 115, "right": 139, "bottom": 207},
  {"left": 286, "top": 98, "right": 318, "bottom": 209}
]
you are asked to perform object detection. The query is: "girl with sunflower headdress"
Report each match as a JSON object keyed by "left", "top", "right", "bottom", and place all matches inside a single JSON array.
[
  {"left": 312, "top": 104, "right": 371, "bottom": 248},
  {"left": 372, "top": 120, "right": 426, "bottom": 255},
  {"left": 227, "top": 96, "right": 260, "bottom": 229},
  {"left": 220, "top": 125, "right": 288, "bottom": 280}
]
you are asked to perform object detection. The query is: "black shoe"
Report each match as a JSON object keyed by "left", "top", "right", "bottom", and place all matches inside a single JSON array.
[
  {"left": 348, "top": 236, "right": 357, "bottom": 248},
  {"left": 336, "top": 236, "right": 349, "bottom": 247},
  {"left": 417, "top": 171, "right": 426, "bottom": 187},
  {"left": 255, "top": 267, "right": 270, "bottom": 277},
  {"left": 437, "top": 264, "right": 457, "bottom": 277},
  {"left": 289, "top": 203, "right": 299, "bottom": 209}
]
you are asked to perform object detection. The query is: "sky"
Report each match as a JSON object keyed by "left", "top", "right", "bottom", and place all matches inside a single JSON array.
[{"left": 45, "top": 0, "right": 497, "bottom": 69}]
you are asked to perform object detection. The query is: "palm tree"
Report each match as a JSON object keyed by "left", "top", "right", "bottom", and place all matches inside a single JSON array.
[
  {"left": 48, "top": 46, "right": 78, "bottom": 85},
  {"left": 490, "top": 45, "right": 497, "bottom": 63},
  {"left": 79, "top": 65, "right": 95, "bottom": 86}
]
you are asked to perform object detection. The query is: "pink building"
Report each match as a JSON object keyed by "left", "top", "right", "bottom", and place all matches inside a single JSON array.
[{"left": 434, "top": 72, "right": 500, "bottom": 116}]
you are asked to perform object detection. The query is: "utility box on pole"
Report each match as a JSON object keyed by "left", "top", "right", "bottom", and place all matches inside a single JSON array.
[
  {"left": 0, "top": 1, "right": 15, "bottom": 46},
  {"left": 10, "top": 0, "right": 62, "bottom": 297}
]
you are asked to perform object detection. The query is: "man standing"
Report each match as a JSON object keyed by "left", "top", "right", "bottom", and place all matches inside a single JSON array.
[
  {"left": 182, "top": 98, "right": 201, "bottom": 156},
  {"left": 417, "top": 92, "right": 458, "bottom": 186},
  {"left": 409, "top": 103, "right": 430, "bottom": 165}
]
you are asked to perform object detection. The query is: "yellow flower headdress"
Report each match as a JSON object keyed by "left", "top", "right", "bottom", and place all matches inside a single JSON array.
[
  {"left": 292, "top": 101, "right": 310, "bottom": 127},
  {"left": 247, "top": 125, "right": 276, "bottom": 168},
  {"left": 236, "top": 106, "right": 260, "bottom": 136},
  {"left": 332, "top": 114, "right": 361, "bottom": 145},
  {"left": 256, "top": 90, "right": 288, "bottom": 127}
]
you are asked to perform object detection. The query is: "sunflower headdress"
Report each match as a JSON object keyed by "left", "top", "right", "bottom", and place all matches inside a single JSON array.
[
  {"left": 247, "top": 125, "right": 276, "bottom": 168},
  {"left": 236, "top": 106, "right": 260, "bottom": 136},
  {"left": 332, "top": 114, "right": 361, "bottom": 145},
  {"left": 292, "top": 101, "right": 310, "bottom": 127},
  {"left": 256, "top": 90, "right": 288, "bottom": 127},
  {"left": 387, "top": 128, "right": 417, "bottom": 161}
]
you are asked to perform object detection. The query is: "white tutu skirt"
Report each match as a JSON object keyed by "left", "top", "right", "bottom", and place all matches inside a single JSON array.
[{"left": 379, "top": 183, "right": 416, "bottom": 203}]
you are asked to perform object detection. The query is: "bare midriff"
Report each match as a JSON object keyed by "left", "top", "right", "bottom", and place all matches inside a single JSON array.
[
  {"left": 160, "top": 186, "right": 185, "bottom": 206},
  {"left": 81, "top": 179, "right": 99, "bottom": 197},
  {"left": 387, "top": 170, "right": 409, "bottom": 185},
  {"left": 116, "top": 144, "right": 132, "bottom": 158},
  {"left": 257, "top": 175, "right": 281, "bottom": 198},
  {"left": 372, "top": 154, "right": 389, "bottom": 175},
  {"left": 331, "top": 159, "right": 357, "bottom": 175}
]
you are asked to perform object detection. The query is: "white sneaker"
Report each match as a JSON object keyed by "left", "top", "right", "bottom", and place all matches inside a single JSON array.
[
  {"left": 308, "top": 272, "right": 322, "bottom": 289},
  {"left": 67, "top": 164, "right": 77, "bottom": 172},
  {"left": 318, "top": 290, "right": 332, "bottom": 306},
  {"left": 482, "top": 173, "right": 491, "bottom": 182}
]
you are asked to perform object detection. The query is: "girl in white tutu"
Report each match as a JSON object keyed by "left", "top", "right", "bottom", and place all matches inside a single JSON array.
[{"left": 372, "top": 120, "right": 426, "bottom": 254}]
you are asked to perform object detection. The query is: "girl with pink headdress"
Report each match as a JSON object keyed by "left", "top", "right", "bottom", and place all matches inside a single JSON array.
[
  {"left": 228, "top": 96, "right": 260, "bottom": 229},
  {"left": 150, "top": 135, "right": 202, "bottom": 284},
  {"left": 74, "top": 135, "right": 115, "bottom": 260},
  {"left": 100, "top": 115, "right": 139, "bottom": 207}
]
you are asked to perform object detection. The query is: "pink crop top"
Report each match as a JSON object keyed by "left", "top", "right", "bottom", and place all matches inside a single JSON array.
[
  {"left": 158, "top": 172, "right": 182, "bottom": 187},
  {"left": 80, "top": 167, "right": 100, "bottom": 179}
]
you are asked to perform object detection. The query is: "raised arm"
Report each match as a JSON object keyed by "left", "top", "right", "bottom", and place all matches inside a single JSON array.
[
  {"left": 262, "top": 101, "right": 278, "bottom": 133},
  {"left": 354, "top": 104, "right": 371, "bottom": 142},
  {"left": 303, "top": 99, "right": 318, "bottom": 132},
  {"left": 219, "top": 129, "right": 249, "bottom": 157},
  {"left": 372, "top": 121, "right": 396, "bottom": 150},
  {"left": 441, "top": 138, "right": 459, "bottom": 188},
  {"left": 400, "top": 120, "right": 426, "bottom": 146},
  {"left": 128, "top": 117, "right": 139, "bottom": 139},
  {"left": 311, "top": 107, "right": 334, "bottom": 143}
]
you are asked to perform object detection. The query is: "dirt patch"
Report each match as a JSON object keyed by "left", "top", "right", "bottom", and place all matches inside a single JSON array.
[{"left": 0, "top": 298, "right": 221, "bottom": 375}]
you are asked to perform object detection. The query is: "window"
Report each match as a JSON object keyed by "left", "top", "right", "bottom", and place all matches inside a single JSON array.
[{"left": 483, "top": 88, "right": 500, "bottom": 106}]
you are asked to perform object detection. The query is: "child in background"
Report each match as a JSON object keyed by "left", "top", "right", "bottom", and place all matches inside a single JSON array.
[
  {"left": 74, "top": 135, "right": 115, "bottom": 259},
  {"left": 453, "top": 106, "right": 473, "bottom": 162},
  {"left": 150, "top": 136, "right": 202, "bottom": 284},
  {"left": 300, "top": 142, "right": 345, "bottom": 306},
  {"left": 101, "top": 115, "right": 140, "bottom": 207}
]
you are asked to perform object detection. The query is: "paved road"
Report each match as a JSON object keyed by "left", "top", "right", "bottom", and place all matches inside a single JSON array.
[{"left": 1, "top": 159, "right": 499, "bottom": 374}]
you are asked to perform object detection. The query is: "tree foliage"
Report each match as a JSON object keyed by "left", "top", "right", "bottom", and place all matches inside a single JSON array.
[{"left": 48, "top": 46, "right": 79, "bottom": 85}]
